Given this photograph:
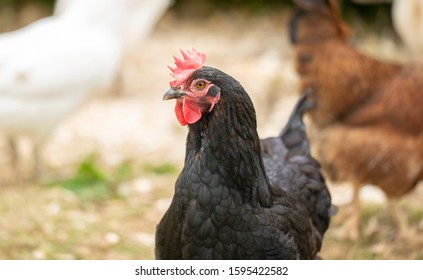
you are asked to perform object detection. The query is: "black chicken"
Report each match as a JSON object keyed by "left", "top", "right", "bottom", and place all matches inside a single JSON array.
[{"left": 155, "top": 49, "right": 333, "bottom": 259}]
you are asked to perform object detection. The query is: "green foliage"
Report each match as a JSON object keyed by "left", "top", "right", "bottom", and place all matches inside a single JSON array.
[
  {"left": 340, "top": 1, "right": 393, "bottom": 32},
  {"left": 402, "top": 204, "right": 423, "bottom": 224},
  {"left": 58, "top": 154, "right": 111, "bottom": 201},
  {"left": 360, "top": 204, "right": 384, "bottom": 224},
  {"left": 357, "top": 249, "right": 378, "bottom": 260},
  {"left": 210, "top": 0, "right": 292, "bottom": 12},
  {"left": 57, "top": 154, "right": 134, "bottom": 202},
  {"left": 114, "top": 160, "right": 134, "bottom": 182},
  {"left": 143, "top": 162, "right": 178, "bottom": 175},
  {"left": 0, "top": 0, "right": 54, "bottom": 10},
  {"left": 53, "top": 154, "right": 177, "bottom": 201},
  {"left": 39, "top": 0, "right": 55, "bottom": 8},
  {"left": 172, "top": 0, "right": 292, "bottom": 15}
]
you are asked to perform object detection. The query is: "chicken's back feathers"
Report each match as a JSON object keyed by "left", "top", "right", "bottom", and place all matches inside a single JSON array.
[{"left": 261, "top": 90, "right": 332, "bottom": 248}]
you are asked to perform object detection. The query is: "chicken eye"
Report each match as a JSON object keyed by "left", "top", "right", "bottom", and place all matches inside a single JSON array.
[{"left": 196, "top": 81, "right": 205, "bottom": 89}]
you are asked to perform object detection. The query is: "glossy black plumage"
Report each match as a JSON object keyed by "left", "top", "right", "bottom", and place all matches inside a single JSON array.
[{"left": 155, "top": 67, "right": 332, "bottom": 259}]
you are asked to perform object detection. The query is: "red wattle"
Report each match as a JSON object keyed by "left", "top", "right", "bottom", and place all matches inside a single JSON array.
[
  {"left": 174, "top": 99, "right": 202, "bottom": 126},
  {"left": 175, "top": 101, "right": 187, "bottom": 126},
  {"left": 183, "top": 99, "right": 202, "bottom": 124}
]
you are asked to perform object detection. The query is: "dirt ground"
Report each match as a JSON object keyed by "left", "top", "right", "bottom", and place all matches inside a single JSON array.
[{"left": 0, "top": 5, "right": 422, "bottom": 259}]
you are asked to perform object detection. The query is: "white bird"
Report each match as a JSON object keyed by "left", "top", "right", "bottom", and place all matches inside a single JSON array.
[
  {"left": 0, "top": 0, "right": 171, "bottom": 181},
  {"left": 392, "top": 0, "right": 423, "bottom": 56},
  {"left": 122, "top": 0, "right": 173, "bottom": 50}
]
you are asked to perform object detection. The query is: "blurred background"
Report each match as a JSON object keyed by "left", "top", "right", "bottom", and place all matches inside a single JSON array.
[{"left": 0, "top": 0, "right": 421, "bottom": 259}]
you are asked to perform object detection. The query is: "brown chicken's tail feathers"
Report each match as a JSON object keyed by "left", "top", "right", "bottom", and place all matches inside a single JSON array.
[{"left": 279, "top": 88, "right": 313, "bottom": 152}]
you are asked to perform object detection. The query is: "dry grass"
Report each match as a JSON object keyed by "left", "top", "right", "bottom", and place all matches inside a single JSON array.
[
  {"left": 322, "top": 189, "right": 423, "bottom": 260},
  {"left": 0, "top": 167, "right": 176, "bottom": 260},
  {"left": 1, "top": 171, "right": 422, "bottom": 260}
]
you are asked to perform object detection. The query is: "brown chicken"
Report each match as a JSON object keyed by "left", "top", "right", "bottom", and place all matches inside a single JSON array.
[{"left": 289, "top": 0, "right": 423, "bottom": 239}]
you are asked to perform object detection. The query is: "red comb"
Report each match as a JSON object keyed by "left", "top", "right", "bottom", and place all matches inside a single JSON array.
[{"left": 168, "top": 48, "right": 206, "bottom": 88}]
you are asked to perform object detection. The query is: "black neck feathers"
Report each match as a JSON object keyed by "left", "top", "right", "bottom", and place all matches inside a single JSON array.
[{"left": 182, "top": 67, "right": 273, "bottom": 207}]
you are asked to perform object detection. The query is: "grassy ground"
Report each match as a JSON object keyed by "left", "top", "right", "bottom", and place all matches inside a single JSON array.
[
  {"left": 0, "top": 160, "right": 177, "bottom": 260},
  {"left": 322, "top": 197, "right": 423, "bottom": 260},
  {"left": 1, "top": 158, "right": 422, "bottom": 260}
]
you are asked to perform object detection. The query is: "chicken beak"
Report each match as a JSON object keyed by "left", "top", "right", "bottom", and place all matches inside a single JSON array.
[{"left": 163, "top": 88, "right": 187, "bottom": 100}]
